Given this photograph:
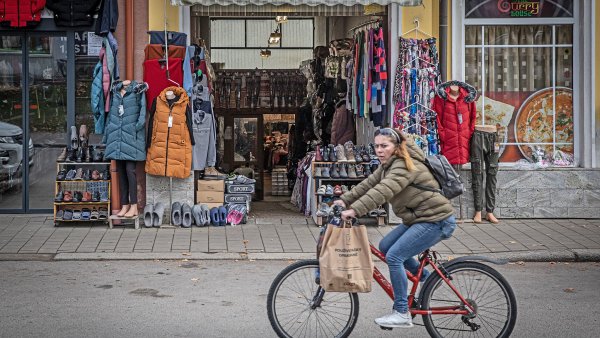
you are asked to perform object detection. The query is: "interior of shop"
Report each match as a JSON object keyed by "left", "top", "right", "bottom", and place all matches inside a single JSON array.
[{"left": 191, "top": 4, "right": 387, "bottom": 200}]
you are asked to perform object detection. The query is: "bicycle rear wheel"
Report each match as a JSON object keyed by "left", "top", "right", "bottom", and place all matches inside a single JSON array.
[
  {"left": 421, "top": 261, "right": 517, "bottom": 338},
  {"left": 267, "top": 259, "right": 359, "bottom": 338}
]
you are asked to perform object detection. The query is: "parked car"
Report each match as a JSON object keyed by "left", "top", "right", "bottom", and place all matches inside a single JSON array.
[{"left": 0, "top": 122, "right": 34, "bottom": 187}]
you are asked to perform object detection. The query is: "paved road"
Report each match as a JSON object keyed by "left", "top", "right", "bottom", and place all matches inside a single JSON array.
[{"left": 1, "top": 260, "right": 599, "bottom": 337}]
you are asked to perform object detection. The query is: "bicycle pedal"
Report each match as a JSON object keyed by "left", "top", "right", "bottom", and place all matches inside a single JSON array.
[{"left": 379, "top": 326, "right": 393, "bottom": 331}]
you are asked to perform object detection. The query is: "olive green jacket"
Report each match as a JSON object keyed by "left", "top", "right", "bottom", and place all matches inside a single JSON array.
[{"left": 340, "top": 140, "right": 454, "bottom": 225}]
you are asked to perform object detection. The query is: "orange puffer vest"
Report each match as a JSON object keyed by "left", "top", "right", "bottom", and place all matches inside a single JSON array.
[{"left": 145, "top": 87, "right": 192, "bottom": 178}]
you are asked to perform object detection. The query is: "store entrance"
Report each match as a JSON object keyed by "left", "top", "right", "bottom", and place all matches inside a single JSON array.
[{"left": 221, "top": 112, "right": 295, "bottom": 201}]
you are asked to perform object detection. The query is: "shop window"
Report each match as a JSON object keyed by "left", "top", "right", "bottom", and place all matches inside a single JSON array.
[
  {"left": 210, "top": 18, "right": 314, "bottom": 69},
  {"left": 465, "top": 25, "right": 574, "bottom": 165},
  {"left": 74, "top": 31, "right": 103, "bottom": 144}
]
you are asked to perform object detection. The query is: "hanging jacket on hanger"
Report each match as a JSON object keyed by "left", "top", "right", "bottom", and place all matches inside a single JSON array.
[
  {"left": 191, "top": 92, "right": 216, "bottom": 171},
  {"left": 432, "top": 81, "right": 478, "bottom": 165},
  {"left": 0, "top": 0, "right": 45, "bottom": 28},
  {"left": 145, "top": 87, "right": 195, "bottom": 179},
  {"left": 330, "top": 99, "right": 355, "bottom": 145},
  {"left": 143, "top": 58, "right": 184, "bottom": 109},
  {"left": 95, "top": 0, "right": 118, "bottom": 36},
  {"left": 46, "top": 0, "right": 101, "bottom": 27},
  {"left": 103, "top": 81, "right": 148, "bottom": 161}
]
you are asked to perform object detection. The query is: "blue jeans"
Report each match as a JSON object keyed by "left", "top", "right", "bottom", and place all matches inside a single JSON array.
[{"left": 378, "top": 216, "right": 457, "bottom": 313}]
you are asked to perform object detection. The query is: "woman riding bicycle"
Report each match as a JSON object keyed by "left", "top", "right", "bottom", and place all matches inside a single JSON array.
[{"left": 334, "top": 127, "right": 457, "bottom": 329}]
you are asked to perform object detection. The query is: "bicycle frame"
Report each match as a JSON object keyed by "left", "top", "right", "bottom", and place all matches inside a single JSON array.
[{"left": 370, "top": 244, "right": 476, "bottom": 315}]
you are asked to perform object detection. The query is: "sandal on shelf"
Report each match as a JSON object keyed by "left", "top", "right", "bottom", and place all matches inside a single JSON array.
[
  {"left": 55, "top": 209, "right": 64, "bottom": 220},
  {"left": 63, "top": 209, "right": 73, "bottom": 220},
  {"left": 90, "top": 208, "right": 99, "bottom": 220},
  {"left": 81, "top": 208, "right": 91, "bottom": 220},
  {"left": 98, "top": 207, "right": 108, "bottom": 220},
  {"left": 316, "top": 185, "right": 327, "bottom": 195},
  {"left": 72, "top": 209, "right": 82, "bottom": 220}
]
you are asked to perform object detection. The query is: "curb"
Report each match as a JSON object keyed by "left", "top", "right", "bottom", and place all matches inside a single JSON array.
[{"left": 2, "top": 249, "right": 599, "bottom": 262}]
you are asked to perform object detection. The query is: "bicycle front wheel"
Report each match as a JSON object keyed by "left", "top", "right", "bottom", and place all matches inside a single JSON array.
[
  {"left": 267, "top": 259, "right": 359, "bottom": 338},
  {"left": 421, "top": 261, "right": 517, "bottom": 338}
]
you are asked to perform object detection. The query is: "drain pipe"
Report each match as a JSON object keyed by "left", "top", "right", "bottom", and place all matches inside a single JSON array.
[{"left": 439, "top": 0, "right": 448, "bottom": 82}]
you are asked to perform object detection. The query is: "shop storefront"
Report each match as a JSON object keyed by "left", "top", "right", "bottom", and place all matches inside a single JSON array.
[
  {"left": 450, "top": 0, "right": 600, "bottom": 219},
  {"left": 1, "top": 0, "right": 599, "bottom": 221}
]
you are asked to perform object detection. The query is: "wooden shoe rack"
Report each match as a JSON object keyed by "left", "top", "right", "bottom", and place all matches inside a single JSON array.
[{"left": 54, "top": 162, "right": 111, "bottom": 226}]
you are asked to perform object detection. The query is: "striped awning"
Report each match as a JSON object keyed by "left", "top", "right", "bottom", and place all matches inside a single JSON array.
[{"left": 173, "top": 0, "right": 422, "bottom": 6}]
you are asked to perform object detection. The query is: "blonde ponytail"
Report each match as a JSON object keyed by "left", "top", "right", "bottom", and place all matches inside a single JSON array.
[{"left": 391, "top": 128, "right": 415, "bottom": 171}]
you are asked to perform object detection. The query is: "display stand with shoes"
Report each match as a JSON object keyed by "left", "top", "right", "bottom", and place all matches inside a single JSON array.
[
  {"left": 54, "top": 161, "right": 112, "bottom": 226},
  {"left": 311, "top": 141, "right": 384, "bottom": 226}
]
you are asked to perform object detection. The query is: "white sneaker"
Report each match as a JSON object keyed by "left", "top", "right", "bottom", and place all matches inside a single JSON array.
[{"left": 374, "top": 310, "right": 413, "bottom": 328}]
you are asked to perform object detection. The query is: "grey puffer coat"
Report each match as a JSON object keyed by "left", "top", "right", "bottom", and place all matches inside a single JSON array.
[
  {"left": 103, "top": 81, "right": 148, "bottom": 161},
  {"left": 340, "top": 139, "right": 454, "bottom": 225}
]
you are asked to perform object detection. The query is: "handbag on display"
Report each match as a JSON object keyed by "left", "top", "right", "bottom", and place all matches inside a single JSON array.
[{"left": 318, "top": 220, "right": 374, "bottom": 293}]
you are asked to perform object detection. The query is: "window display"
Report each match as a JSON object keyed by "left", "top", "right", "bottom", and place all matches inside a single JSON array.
[{"left": 465, "top": 24, "right": 573, "bottom": 165}]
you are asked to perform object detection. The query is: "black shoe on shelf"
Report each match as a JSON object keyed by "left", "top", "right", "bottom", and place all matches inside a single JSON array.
[
  {"left": 92, "top": 191, "right": 101, "bottom": 202},
  {"left": 83, "top": 169, "right": 92, "bottom": 181},
  {"left": 54, "top": 190, "right": 64, "bottom": 202},
  {"left": 76, "top": 147, "right": 83, "bottom": 163},
  {"left": 56, "top": 169, "right": 67, "bottom": 181}
]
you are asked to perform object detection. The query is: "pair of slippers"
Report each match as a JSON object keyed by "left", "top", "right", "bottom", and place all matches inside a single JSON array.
[
  {"left": 191, "top": 204, "right": 211, "bottom": 227},
  {"left": 143, "top": 202, "right": 166, "bottom": 228},
  {"left": 226, "top": 209, "right": 246, "bottom": 225},
  {"left": 209, "top": 206, "right": 228, "bottom": 226},
  {"left": 171, "top": 202, "right": 194, "bottom": 227}
]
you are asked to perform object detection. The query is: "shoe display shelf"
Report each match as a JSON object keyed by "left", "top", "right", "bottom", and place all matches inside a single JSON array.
[
  {"left": 271, "top": 167, "right": 290, "bottom": 196},
  {"left": 311, "top": 161, "right": 386, "bottom": 227},
  {"left": 54, "top": 162, "right": 111, "bottom": 226}
]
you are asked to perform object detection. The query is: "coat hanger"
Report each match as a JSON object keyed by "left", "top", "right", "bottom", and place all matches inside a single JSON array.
[
  {"left": 400, "top": 18, "right": 433, "bottom": 40},
  {"left": 401, "top": 56, "right": 438, "bottom": 69},
  {"left": 161, "top": 0, "right": 180, "bottom": 88}
]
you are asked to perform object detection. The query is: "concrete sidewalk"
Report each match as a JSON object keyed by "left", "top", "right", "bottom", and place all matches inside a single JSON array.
[{"left": 1, "top": 202, "right": 599, "bottom": 262}]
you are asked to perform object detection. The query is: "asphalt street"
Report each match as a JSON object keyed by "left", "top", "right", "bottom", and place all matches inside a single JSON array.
[{"left": 0, "top": 260, "right": 599, "bottom": 338}]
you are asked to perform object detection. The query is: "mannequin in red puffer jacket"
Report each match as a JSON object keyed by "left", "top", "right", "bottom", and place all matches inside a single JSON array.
[
  {"left": 0, "top": 0, "right": 46, "bottom": 28},
  {"left": 432, "top": 81, "right": 478, "bottom": 165}
]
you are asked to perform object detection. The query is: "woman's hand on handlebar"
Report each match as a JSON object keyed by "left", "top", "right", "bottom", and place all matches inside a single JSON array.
[
  {"left": 341, "top": 209, "right": 357, "bottom": 221},
  {"left": 333, "top": 199, "right": 346, "bottom": 208}
]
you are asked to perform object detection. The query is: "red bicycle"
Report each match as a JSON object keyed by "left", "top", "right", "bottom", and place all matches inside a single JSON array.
[{"left": 267, "top": 244, "right": 517, "bottom": 337}]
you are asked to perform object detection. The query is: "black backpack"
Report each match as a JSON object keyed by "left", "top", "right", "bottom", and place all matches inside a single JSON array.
[{"left": 411, "top": 155, "right": 465, "bottom": 199}]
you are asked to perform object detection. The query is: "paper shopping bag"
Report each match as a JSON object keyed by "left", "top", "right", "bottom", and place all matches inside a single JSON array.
[{"left": 318, "top": 222, "right": 374, "bottom": 293}]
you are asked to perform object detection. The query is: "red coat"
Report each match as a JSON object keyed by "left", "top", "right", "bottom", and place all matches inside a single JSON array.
[
  {"left": 433, "top": 84, "right": 477, "bottom": 165},
  {"left": 0, "top": 0, "right": 46, "bottom": 27}
]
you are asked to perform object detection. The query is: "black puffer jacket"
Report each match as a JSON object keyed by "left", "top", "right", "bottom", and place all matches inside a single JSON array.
[{"left": 46, "top": 0, "right": 101, "bottom": 27}]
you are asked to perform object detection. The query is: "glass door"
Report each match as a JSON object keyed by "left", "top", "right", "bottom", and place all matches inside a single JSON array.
[
  {"left": 233, "top": 116, "right": 263, "bottom": 200},
  {"left": 27, "top": 34, "right": 68, "bottom": 209},
  {"left": 0, "top": 35, "right": 24, "bottom": 211}
]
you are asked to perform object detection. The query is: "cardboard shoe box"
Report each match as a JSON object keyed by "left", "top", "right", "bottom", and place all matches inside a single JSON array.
[
  {"left": 196, "top": 190, "right": 225, "bottom": 203},
  {"left": 197, "top": 179, "right": 225, "bottom": 192}
]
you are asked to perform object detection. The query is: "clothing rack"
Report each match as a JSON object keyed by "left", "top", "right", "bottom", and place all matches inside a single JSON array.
[{"left": 347, "top": 19, "right": 381, "bottom": 34}]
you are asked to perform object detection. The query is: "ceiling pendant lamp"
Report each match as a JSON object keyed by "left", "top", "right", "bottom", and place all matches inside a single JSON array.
[
  {"left": 260, "top": 49, "right": 271, "bottom": 58},
  {"left": 275, "top": 16, "right": 288, "bottom": 24},
  {"left": 268, "top": 25, "right": 281, "bottom": 45}
]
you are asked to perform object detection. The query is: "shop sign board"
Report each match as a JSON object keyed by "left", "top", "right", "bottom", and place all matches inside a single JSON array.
[
  {"left": 225, "top": 194, "right": 252, "bottom": 203},
  {"left": 226, "top": 184, "right": 255, "bottom": 194},
  {"left": 465, "top": 0, "right": 572, "bottom": 18}
]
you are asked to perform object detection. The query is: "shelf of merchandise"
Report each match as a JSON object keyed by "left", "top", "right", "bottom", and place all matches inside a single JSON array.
[
  {"left": 54, "top": 162, "right": 111, "bottom": 226},
  {"left": 310, "top": 161, "right": 386, "bottom": 227}
]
